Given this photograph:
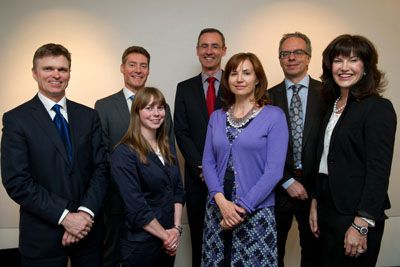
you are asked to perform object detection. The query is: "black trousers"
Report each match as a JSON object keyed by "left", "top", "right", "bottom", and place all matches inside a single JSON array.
[
  {"left": 317, "top": 174, "right": 385, "bottom": 267},
  {"left": 21, "top": 223, "right": 104, "bottom": 267},
  {"left": 119, "top": 238, "right": 175, "bottom": 267},
  {"left": 275, "top": 194, "right": 321, "bottom": 267},
  {"left": 185, "top": 176, "right": 208, "bottom": 267}
]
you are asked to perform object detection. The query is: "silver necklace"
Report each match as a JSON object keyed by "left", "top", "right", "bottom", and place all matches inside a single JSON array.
[
  {"left": 333, "top": 97, "right": 346, "bottom": 113},
  {"left": 226, "top": 105, "right": 260, "bottom": 128}
]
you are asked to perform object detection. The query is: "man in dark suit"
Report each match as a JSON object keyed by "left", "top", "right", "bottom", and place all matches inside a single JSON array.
[
  {"left": 174, "top": 28, "right": 226, "bottom": 267},
  {"left": 94, "top": 46, "right": 175, "bottom": 267},
  {"left": 1, "top": 43, "right": 109, "bottom": 267},
  {"left": 268, "top": 32, "right": 327, "bottom": 267}
]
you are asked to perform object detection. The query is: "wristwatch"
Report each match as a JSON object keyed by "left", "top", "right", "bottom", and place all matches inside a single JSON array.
[{"left": 351, "top": 222, "right": 368, "bottom": 235}]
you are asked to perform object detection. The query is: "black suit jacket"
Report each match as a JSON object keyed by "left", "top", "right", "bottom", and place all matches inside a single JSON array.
[
  {"left": 174, "top": 73, "right": 222, "bottom": 187},
  {"left": 110, "top": 144, "right": 185, "bottom": 244},
  {"left": 1, "top": 95, "right": 109, "bottom": 258},
  {"left": 268, "top": 78, "right": 327, "bottom": 209},
  {"left": 95, "top": 89, "right": 175, "bottom": 213},
  {"left": 316, "top": 95, "right": 396, "bottom": 221}
]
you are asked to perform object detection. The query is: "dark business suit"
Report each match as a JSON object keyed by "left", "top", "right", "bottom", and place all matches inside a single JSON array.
[
  {"left": 1, "top": 95, "right": 109, "bottom": 267},
  {"left": 269, "top": 77, "right": 327, "bottom": 267},
  {"left": 110, "top": 144, "right": 185, "bottom": 267},
  {"left": 315, "top": 95, "right": 396, "bottom": 267},
  {"left": 174, "top": 73, "right": 222, "bottom": 267},
  {"left": 95, "top": 89, "right": 175, "bottom": 267}
]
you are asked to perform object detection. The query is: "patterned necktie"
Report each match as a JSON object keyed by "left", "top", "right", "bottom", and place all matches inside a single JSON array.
[
  {"left": 206, "top": 76, "right": 216, "bottom": 117},
  {"left": 289, "top": 85, "right": 303, "bottom": 168},
  {"left": 52, "top": 104, "right": 72, "bottom": 162}
]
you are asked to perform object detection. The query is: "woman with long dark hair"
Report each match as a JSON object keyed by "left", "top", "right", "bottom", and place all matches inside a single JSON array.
[{"left": 309, "top": 34, "right": 396, "bottom": 267}]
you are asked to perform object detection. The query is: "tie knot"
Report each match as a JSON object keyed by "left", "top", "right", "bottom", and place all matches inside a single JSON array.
[
  {"left": 52, "top": 104, "right": 62, "bottom": 114},
  {"left": 292, "top": 84, "right": 302, "bottom": 94},
  {"left": 129, "top": 95, "right": 135, "bottom": 101},
  {"left": 207, "top": 76, "right": 216, "bottom": 84}
]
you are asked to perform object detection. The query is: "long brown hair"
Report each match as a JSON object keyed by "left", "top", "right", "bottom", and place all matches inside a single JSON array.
[
  {"left": 119, "top": 87, "right": 174, "bottom": 165},
  {"left": 221, "top": 52, "right": 270, "bottom": 110}
]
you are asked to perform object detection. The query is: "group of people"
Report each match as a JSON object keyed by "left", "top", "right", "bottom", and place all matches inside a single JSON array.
[{"left": 1, "top": 27, "right": 396, "bottom": 267}]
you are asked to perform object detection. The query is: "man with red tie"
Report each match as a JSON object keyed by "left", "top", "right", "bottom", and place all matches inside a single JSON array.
[{"left": 174, "top": 28, "right": 226, "bottom": 267}]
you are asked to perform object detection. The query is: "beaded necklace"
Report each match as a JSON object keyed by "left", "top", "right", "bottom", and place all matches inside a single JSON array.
[
  {"left": 226, "top": 105, "right": 260, "bottom": 128},
  {"left": 333, "top": 97, "right": 346, "bottom": 114}
]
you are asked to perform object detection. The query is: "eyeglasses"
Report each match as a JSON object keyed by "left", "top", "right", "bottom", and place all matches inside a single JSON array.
[
  {"left": 279, "top": 49, "right": 310, "bottom": 59},
  {"left": 198, "top": 43, "right": 224, "bottom": 50}
]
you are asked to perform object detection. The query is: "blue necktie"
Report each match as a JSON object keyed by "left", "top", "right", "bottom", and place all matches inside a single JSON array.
[
  {"left": 52, "top": 104, "right": 72, "bottom": 162},
  {"left": 289, "top": 85, "right": 303, "bottom": 168}
]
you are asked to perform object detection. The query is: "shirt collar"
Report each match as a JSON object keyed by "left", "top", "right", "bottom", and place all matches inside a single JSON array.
[
  {"left": 201, "top": 69, "right": 223, "bottom": 84},
  {"left": 123, "top": 87, "right": 135, "bottom": 100},
  {"left": 284, "top": 75, "right": 310, "bottom": 91},
  {"left": 38, "top": 91, "right": 67, "bottom": 112}
]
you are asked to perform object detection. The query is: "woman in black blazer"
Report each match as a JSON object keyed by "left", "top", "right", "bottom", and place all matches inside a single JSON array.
[
  {"left": 111, "top": 87, "right": 185, "bottom": 267},
  {"left": 309, "top": 35, "right": 396, "bottom": 267}
]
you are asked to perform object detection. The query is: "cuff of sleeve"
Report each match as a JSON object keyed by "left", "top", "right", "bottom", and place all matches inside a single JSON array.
[
  {"left": 58, "top": 209, "right": 69, "bottom": 225},
  {"left": 361, "top": 217, "right": 375, "bottom": 227},
  {"left": 282, "top": 178, "right": 295, "bottom": 189},
  {"left": 78, "top": 206, "right": 94, "bottom": 218}
]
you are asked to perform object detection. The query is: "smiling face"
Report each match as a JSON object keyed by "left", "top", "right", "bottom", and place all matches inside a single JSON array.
[
  {"left": 196, "top": 32, "right": 226, "bottom": 75},
  {"left": 279, "top": 37, "right": 310, "bottom": 83},
  {"left": 120, "top": 53, "right": 149, "bottom": 92},
  {"left": 332, "top": 52, "right": 365, "bottom": 90},
  {"left": 32, "top": 55, "right": 70, "bottom": 102},
  {"left": 228, "top": 59, "right": 258, "bottom": 102},
  {"left": 139, "top": 96, "right": 166, "bottom": 135}
]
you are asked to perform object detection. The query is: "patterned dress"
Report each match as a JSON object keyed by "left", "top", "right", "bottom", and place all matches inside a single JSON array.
[{"left": 201, "top": 114, "right": 278, "bottom": 267}]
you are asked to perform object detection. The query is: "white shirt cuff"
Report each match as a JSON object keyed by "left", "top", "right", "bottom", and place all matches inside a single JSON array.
[
  {"left": 78, "top": 206, "right": 94, "bottom": 218},
  {"left": 282, "top": 178, "right": 295, "bottom": 189},
  {"left": 361, "top": 217, "right": 375, "bottom": 227},
  {"left": 58, "top": 209, "right": 69, "bottom": 225}
]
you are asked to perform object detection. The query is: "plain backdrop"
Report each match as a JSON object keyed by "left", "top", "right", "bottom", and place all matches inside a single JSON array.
[{"left": 0, "top": 0, "right": 399, "bottom": 266}]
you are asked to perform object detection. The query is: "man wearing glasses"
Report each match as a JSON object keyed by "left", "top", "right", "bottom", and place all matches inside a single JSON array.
[
  {"left": 269, "top": 32, "right": 327, "bottom": 267},
  {"left": 174, "top": 28, "right": 226, "bottom": 267}
]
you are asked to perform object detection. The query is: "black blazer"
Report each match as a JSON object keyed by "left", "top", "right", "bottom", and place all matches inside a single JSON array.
[
  {"left": 95, "top": 89, "right": 175, "bottom": 213},
  {"left": 316, "top": 95, "right": 396, "bottom": 221},
  {"left": 174, "top": 74, "right": 222, "bottom": 185},
  {"left": 269, "top": 78, "right": 327, "bottom": 199},
  {"left": 110, "top": 144, "right": 185, "bottom": 243},
  {"left": 1, "top": 95, "right": 109, "bottom": 258}
]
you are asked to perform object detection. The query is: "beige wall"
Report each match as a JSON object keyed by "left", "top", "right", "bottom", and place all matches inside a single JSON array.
[{"left": 0, "top": 0, "right": 399, "bottom": 266}]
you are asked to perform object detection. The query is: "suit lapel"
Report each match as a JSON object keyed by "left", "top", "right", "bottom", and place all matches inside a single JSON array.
[
  {"left": 30, "top": 95, "right": 71, "bottom": 164},
  {"left": 302, "top": 80, "right": 319, "bottom": 148},
  {"left": 114, "top": 90, "right": 131, "bottom": 127},
  {"left": 148, "top": 152, "right": 171, "bottom": 178}
]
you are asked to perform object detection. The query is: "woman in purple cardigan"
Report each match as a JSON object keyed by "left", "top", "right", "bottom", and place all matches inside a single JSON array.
[{"left": 201, "top": 53, "right": 289, "bottom": 267}]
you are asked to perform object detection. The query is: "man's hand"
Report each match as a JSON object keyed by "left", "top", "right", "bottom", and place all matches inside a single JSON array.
[
  {"left": 309, "top": 198, "right": 320, "bottom": 238},
  {"left": 286, "top": 180, "right": 308, "bottom": 200},
  {"left": 61, "top": 211, "right": 93, "bottom": 239},
  {"left": 61, "top": 230, "right": 80, "bottom": 247},
  {"left": 198, "top": 165, "right": 204, "bottom": 182}
]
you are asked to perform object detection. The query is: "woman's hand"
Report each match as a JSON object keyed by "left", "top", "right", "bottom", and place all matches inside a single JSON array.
[
  {"left": 344, "top": 218, "right": 368, "bottom": 257},
  {"left": 309, "top": 198, "right": 320, "bottom": 238},
  {"left": 214, "top": 193, "right": 245, "bottom": 230},
  {"left": 163, "top": 228, "right": 181, "bottom": 256}
]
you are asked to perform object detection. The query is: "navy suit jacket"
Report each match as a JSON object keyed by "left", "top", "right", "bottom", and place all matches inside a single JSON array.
[
  {"left": 110, "top": 144, "right": 185, "bottom": 244},
  {"left": 174, "top": 74, "right": 222, "bottom": 187},
  {"left": 95, "top": 90, "right": 175, "bottom": 214},
  {"left": 268, "top": 78, "right": 327, "bottom": 209},
  {"left": 1, "top": 95, "right": 109, "bottom": 258}
]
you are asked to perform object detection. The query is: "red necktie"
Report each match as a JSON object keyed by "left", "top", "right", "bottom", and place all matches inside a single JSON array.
[{"left": 206, "top": 77, "right": 216, "bottom": 117}]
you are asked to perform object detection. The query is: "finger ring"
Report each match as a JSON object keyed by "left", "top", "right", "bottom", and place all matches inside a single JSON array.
[{"left": 357, "top": 248, "right": 364, "bottom": 253}]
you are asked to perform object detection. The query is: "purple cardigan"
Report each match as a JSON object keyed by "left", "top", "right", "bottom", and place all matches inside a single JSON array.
[{"left": 202, "top": 105, "right": 288, "bottom": 213}]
